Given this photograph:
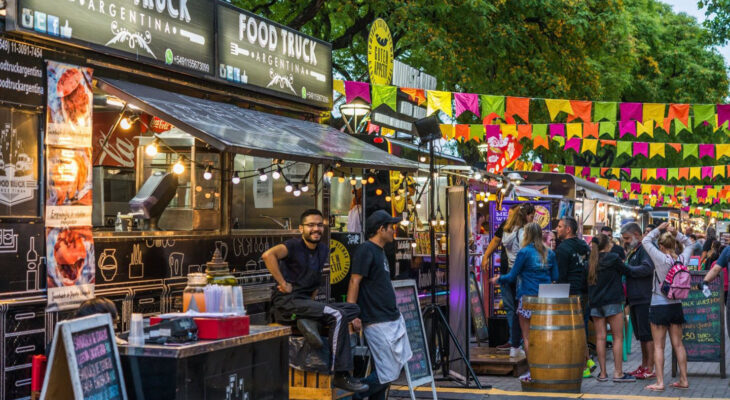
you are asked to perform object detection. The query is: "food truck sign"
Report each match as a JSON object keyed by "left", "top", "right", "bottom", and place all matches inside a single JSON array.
[{"left": 5, "top": 0, "right": 215, "bottom": 76}]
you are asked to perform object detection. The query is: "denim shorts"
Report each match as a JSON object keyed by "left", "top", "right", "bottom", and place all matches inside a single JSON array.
[{"left": 590, "top": 303, "right": 624, "bottom": 318}]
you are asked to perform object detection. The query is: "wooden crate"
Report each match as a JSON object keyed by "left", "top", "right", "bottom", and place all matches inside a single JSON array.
[{"left": 289, "top": 368, "right": 353, "bottom": 400}]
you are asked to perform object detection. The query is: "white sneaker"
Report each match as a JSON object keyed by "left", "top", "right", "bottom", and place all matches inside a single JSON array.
[{"left": 509, "top": 347, "right": 525, "bottom": 358}]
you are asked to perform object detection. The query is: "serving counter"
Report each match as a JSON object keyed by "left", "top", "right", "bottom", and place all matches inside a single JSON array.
[{"left": 118, "top": 325, "right": 290, "bottom": 400}]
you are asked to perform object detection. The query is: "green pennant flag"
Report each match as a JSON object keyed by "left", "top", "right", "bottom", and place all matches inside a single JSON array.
[
  {"left": 715, "top": 185, "right": 723, "bottom": 192},
  {"left": 533, "top": 124, "right": 548, "bottom": 138},
  {"left": 555, "top": 165, "right": 565, "bottom": 173},
  {"left": 617, "top": 141, "right": 631, "bottom": 157},
  {"left": 480, "top": 95, "right": 505, "bottom": 118},
  {"left": 552, "top": 136, "right": 565, "bottom": 147},
  {"left": 683, "top": 143, "right": 698, "bottom": 159},
  {"left": 594, "top": 102, "right": 617, "bottom": 121},
  {"left": 371, "top": 85, "right": 398, "bottom": 111},
  {"left": 673, "top": 118, "right": 692, "bottom": 134},
  {"left": 621, "top": 181, "right": 630, "bottom": 192},
  {"left": 668, "top": 168, "right": 678, "bottom": 181},
  {"left": 693, "top": 104, "right": 715, "bottom": 127},
  {"left": 599, "top": 122, "right": 616, "bottom": 138},
  {"left": 664, "top": 186, "right": 673, "bottom": 196},
  {"left": 590, "top": 167, "right": 599, "bottom": 177},
  {"left": 686, "top": 187, "right": 697, "bottom": 197},
  {"left": 542, "top": 164, "right": 551, "bottom": 172},
  {"left": 469, "top": 124, "right": 485, "bottom": 142},
  {"left": 631, "top": 169, "right": 641, "bottom": 181}
]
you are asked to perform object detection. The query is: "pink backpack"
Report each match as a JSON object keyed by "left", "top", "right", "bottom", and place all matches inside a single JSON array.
[{"left": 658, "top": 259, "right": 691, "bottom": 300}]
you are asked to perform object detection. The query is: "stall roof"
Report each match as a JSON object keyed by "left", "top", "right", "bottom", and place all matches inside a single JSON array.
[{"left": 97, "top": 78, "right": 419, "bottom": 171}]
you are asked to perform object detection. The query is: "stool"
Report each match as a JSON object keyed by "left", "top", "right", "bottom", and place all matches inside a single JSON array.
[{"left": 289, "top": 368, "right": 353, "bottom": 400}]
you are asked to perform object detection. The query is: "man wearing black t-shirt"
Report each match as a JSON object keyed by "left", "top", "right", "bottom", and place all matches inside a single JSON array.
[
  {"left": 263, "top": 209, "right": 366, "bottom": 393},
  {"left": 347, "top": 210, "right": 412, "bottom": 400}
]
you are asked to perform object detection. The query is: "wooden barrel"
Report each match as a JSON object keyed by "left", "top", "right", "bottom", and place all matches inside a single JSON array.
[{"left": 521, "top": 295, "right": 586, "bottom": 393}]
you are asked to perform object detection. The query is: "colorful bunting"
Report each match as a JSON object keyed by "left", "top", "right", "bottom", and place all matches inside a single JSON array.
[
  {"left": 599, "top": 122, "right": 616, "bottom": 138},
  {"left": 565, "top": 138, "right": 581, "bottom": 152},
  {"left": 401, "top": 87, "right": 426, "bottom": 106},
  {"left": 693, "top": 104, "right": 715, "bottom": 127},
  {"left": 620, "top": 102, "right": 642, "bottom": 121},
  {"left": 566, "top": 123, "right": 582, "bottom": 139},
  {"left": 684, "top": 144, "right": 698, "bottom": 159},
  {"left": 371, "top": 85, "right": 397, "bottom": 110},
  {"left": 619, "top": 120, "right": 636, "bottom": 138},
  {"left": 633, "top": 142, "right": 649, "bottom": 158},
  {"left": 427, "top": 90, "right": 453, "bottom": 117},
  {"left": 345, "top": 81, "right": 371, "bottom": 104},
  {"left": 594, "top": 102, "right": 617, "bottom": 121},
  {"left": 568, "top": 100, "right": 592, "bottom": 122},
  {"left": 643, "top": 103, "right": 665, "bottom": 124},
  {"left": 549, "top": 124, "right": 565, "bottom": 139},
  {"left": 699, "top": 144, "right": 715, "bottom": 159},
  {"left": 480, "top": 95, "right": 505, "bottom": 119},
  {"left": 719, "top": 104, "right": 730, "bottom": 129},
  {"left": 517, "top": 124, "right": 533, "bottom": 141},
  {"left": 506, "top": 97, "right": 530, "bottom": 124},
  {"left": 649, "top": 143, "right": 665, "bottom": 158},
  {"left": 636, "top": 120, "right": 654, "bottom": 137},
  {"left": 581, "top": 139, "right": 598, "bottom": 155},
  {"left": 545, "top": 99, "right": 574, "bottom": 121},
  {"left": 454, "top": 93, "right": 480, "bottom": 117},
  {"left": 617, "top": 141, "right": 632, "bottom": 157},
  {"left": 469, "top": 124, "right": 485, "bottom": 142}
]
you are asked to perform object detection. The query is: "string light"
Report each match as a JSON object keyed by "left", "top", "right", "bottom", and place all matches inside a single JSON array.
[
  {"left": 338, "top": 173, "right": 345, "bottom": 183},
  {"left": 416, "top": 201, "right": 422, "bottom": 209},
  {"left": 172, "top": 157, "right": 185, "bottom": 175},
  {"left": 231, "top": 172, "right": 240, "bottom": 184},
  {"left": 272, "top": 165, "right": 282, "bottom": 180},
  {"left": 145, "top": 139, "right": 158, "bottom": 157},
  {"left": 120, "top": 117, "right": 133, "bottom": 130},
  {"left": 367, "top": 176, "right": 375, "bottom": 184},
  {"left": 285, "top": 182, "right": 293, "bottom": 193},
  {"left": 301, "top": 181, "right": 309, "bottom": 192},
  {"left": 411, "top": 242, "right": 417, "bottom": 248},
  {"left": 375, "top": 188, "right": 383, "bottom": 196},
  {"left": 350, "top": 175, "right": 357, "bottom": 186},
  {"left": 474, "top": 171, "right": 482, "bottom": 180},
  {"left": 361, "top": 176, "right": 368, "bottom": 185},
  {"left": 258, "top": 168, "right": 268, "bottom": 182},
  {"left": 293, "top": 185, "right": 302, "bottom": 197},
  {"left": 385, "top": 195, "right": 392, "bottom": 202},
  {"left": 419, "top": 156, "right": 426, "bottom": 163},
  {"left": 203, "top": 165, "right": 212, "bottom": 180},
  {"left": 325, "top": 167, "right": 334, "bottom": 179}
]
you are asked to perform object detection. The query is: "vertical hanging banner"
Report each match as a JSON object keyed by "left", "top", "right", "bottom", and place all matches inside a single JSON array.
[
  {"left": 45, "top": 61, "right": 95, "bottom": 311},
  {"left": 485, "top": 127, "right": 522, "bottom": 174}
]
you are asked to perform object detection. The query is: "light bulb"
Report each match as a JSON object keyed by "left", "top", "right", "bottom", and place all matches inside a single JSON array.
[
  {"left": 272, "top": 167, "right": 281, "bottom": 180},
  {"left": 361, "top": 177, "right": 368, "bottom": 185},
  {"left": 474, "top": 171, "right": 482, "bottom": 180},
  {"left": 420, "top": 156, "right": 426, "bottom": 163},
  {"left": 375, "top": 188, "right": 383, "bottom": 196},
  {"left": 411, "top": 242, "right": 417, "bottom": 248},
  {"left": 395, "top": 194, "right": 401, "bottom": 201},
  {"left": 385, "top": 196, "right": 392, "bottom": 202},
  {"left": 416, "top": 202, "right": 422, "bottom": 209},
  {"left": 478, "top": 202, "right": 484, "bottom": 208},
  {"left": 431, "top": 220, "right": 437, "bottom": 226},
  {"left": 368, "top": 176, "right": 375, "bottom": 184},
  {"left": 120, "top": 117, "right": 132, "bottom": 130},
  {"left": 433, "top": 172, "right": 439, "bottom": 178},
  {"left": 258, "top": 168, "right": 267, "bottom": 182},
  {"left": 338, "top": 174, "right": 345, "bottom": 183},
  {"left": 439, "top": 219, "right": 446, "bottom": 226},
  {"left": 232, "top": 172, "right": 240, "bottom": 184},
  {"left": 469, "top": 199, "right": 474, "bottom": 205},
  {"left": 293, "top": 186, "right": 302, "bottom": 197},
  {"left": 350, "top": 176, "right": 357, "bottom": 186},
  {"left": 203, "top": 165, "right": 212, "bottom": 180},
  {"left": 285, "top": 183, "right": 293, "bottom": 193},
  {"left": 172, "top": 157, "right": 185, "bottom": 175},
  {"left": 301, "top": 183, "right": 309, "bottom": 192},
  {"left": 145, "top": 140, "right": 158, "bottom": 157},
  {"left": 325, "top": 169, "right": 334, "bottom": 178}
]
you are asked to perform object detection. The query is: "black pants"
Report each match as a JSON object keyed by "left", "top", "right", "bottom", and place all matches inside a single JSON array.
[
  {"left": 353, "top": 369, "right": 389, "bottom": 400},
  {"left": 272, "top": 292, "right": 360, "bottom": 372}
]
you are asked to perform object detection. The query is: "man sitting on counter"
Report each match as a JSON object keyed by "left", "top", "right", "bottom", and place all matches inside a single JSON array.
[{"left": 262, "top": 209, "right": 367, "bottom": 393}]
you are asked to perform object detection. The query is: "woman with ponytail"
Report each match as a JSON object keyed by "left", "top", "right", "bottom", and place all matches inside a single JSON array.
[{"left": 587, "top": 234, "right": 634, "bottom": 383}]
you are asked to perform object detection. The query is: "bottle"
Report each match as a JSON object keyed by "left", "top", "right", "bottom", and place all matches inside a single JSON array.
[
  {"left": 206, "top": 249, "right": 237, "bottom": 286},
  {"left": 183, "top": 273, "right": 207, "bottom": 312},
  {"left": 115, "top": 212, "right": 123, "bottom": 232}
]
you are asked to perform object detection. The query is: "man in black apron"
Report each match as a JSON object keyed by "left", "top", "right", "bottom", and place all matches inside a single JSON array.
[{"left": 263, "top": 209, "right": 366, "bottom": 393}]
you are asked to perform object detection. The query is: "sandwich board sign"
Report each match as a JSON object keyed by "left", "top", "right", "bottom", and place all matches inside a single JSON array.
[
  {"left": 393, "top": 279, "right": 437, "bottom": 400},
  {"left": 41, "top": 313, "right": 127, "bottom": 400}
]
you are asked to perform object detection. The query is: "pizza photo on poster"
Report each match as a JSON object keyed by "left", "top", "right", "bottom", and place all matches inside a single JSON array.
[
  {"left": 47, "top": 147, "right": 92, "bottom": 206},
  {"left": 46, "top": 226, "right": 95, "bottom": 288},
  {"left": 46, "top": 61, "right": 93, "bottom": 148}
]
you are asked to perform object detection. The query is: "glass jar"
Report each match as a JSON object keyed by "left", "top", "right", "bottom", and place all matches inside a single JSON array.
[
  {"left": 206, "top": 249, "right": 237, "bottom": 285},
  {"left": 183, "top": 272, "right": 207, "bottom": 312}
]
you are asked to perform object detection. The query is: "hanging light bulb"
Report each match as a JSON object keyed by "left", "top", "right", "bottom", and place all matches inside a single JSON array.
[
  {"left": 433, "top": 171, "right": 439, "bottom": 178},
  {"left": 120, "top": 117, "right": 132, "bottom": 130},
  {"left": 431, "top": 219, "right": 437, "bottom": 226},
  {"left": 350, "top": 175, "right": 357, "bottom": 186},
  {"left": 293, "top": 185, "right": 301, "bottom": 197},
  {"left": 272, "top": 165, "right": 282, "bottom": 180},
  {"left": 469, "top": 199, "right": 474, "bottom": 205},
  {"left": 395, "top": 194, "right": 402, "bottom": 201},
  {"left": 420, "top": 156, "right": 426, "bottom": 163},
  {"left": 258, "top": 168, "right": 268, "bottom": 182},
  {"left": 172, "top": 156, "right": 185, "bottom": 175},
  {"left": 285, "top": 182, "right": 293, "bottom": 193},
  {"left": 145, "top": 139, "right": 159, "bottom": 157},
  {"left": 367, "top": 176, "right": 375, "bottom": 184},
  {"left": 411, "top": 242, "right": 417, "bottom": 248},
  {"left": 231, "top": 171, "right": 241, "bottom": 184},
  {"left": 375, "top": 188, "right": 383, "bottom": 196},
  {"left": 361, "top": 176, "right": 368, "bottom": 185},
  {"left": 385, "top": 195, "right": 392, "bottom": 202},
  {"left": 203, "top": 165, "right": 212, "bottom": 180},
  {"left": 478, "top": 202, "right": 484, "bottom": 208},
  {"left": 301, "top": 181, "right": 309, "bottom": 192},
  {"left": 439, "top": 219, "right": 446, "bottom": 226},
  {"left": 338, "top": 173, "right": 345, "bottom": 183},
  {"left": 474, "top": 171, "right": 482, "bottom": 180},
  {"left": 416, "top": 201, "right": 422, "bottom": 209}
]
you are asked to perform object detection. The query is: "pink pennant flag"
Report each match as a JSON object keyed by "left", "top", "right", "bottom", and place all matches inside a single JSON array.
[
  {"left": 718, "top": 104, "right": 730, "bottom": 128},
  {"left": 565, "top": 165, "right": 575, "bottom": 175},
  {"left": 633, "top": 142, "right": 649, "bottom": 158},
  {"left": 631, "top": 183, "right": 641, "bottom": 193},
  {"left": 454, "top": 93, "right": 480, "bottom": 118},
  {"left": 701, "top": 167, "right": 713, "bottom": 179},
  {"left": 486, "top": 124, "right": 501, "bottom": 141},
  {"left": 621, "top": 168, "right": 630, "bottom": 176},
  {"left": 564, "top": 137, "right": 581, "bottom": 152},
  {"left": 532, "top": 162, "right": 542, "bottom": 172},
  {"left": 345, "top": 81, "right": 371, "bottom": 104},
  {"left": 549, "top": 123, "right": 565, "bottom": 139},
  {"left": 618, "top": 121, "right": 636, "bottom": 138},
  {"left": 620, "top": 102, "right": 642, "bottom": 121},
  {"left": 657, "top": 168, "right": 667, "bottom": 181},
  {"left": 699, "top": 144, "right": 715, "bottom": 159},
  {"left": 698, "top": 188, "right": 708, "bottom": 198},
  {"left": 582, "top": 168, "right": 591, "bottom": 178}
]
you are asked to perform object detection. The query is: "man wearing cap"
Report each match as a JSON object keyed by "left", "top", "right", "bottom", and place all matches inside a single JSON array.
[
  {"left": 347, "top": 210, "right": 413, "bottom": 400},
  {"left": 262, "top": 209, "right": 367, "bottom": 393}
]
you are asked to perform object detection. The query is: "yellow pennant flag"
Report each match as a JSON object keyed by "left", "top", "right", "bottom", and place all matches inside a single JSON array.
[
  {"left": 709, "top": 188, "right": 718, "bottom": 198},
  {"left": 333, "top": 79, "right": 346, "bottom": 96},
  {"left": 581, "top": 139, "right": 598, "bottom": 155},
  {"left": 717, "top": 144, "right": 730, "bottom": 159},
  {"left": 597, "top": 178, "right": 609, "bottom": 188},
  {"left": 545, "top": 99, "right": 574, "bottom": 120},
  {"left": 636, "top": 120, "right": 654, "bottom": 137},
  {"left": 690, "top": 167, "right": 701, "bottom": 180},
  {"left": 501, "top": 124, "right": 518, "bottom": 138},
  {"left": 649, "top": 143, "right": 665, "bottom": 158},
  {"left": 427, "top": 90, "right": 453, "bottom": 117},
  {"left": 611, "top": 167, "right": 621, "bottom": 178},
  {"left": 714, "top": 165, "right": 725, "bottom": 178},
  {"left": 440, "top": 124, "right": 455, "bottom": 140},
  {"left": 646, "top": 169, "right": 657, "bottom": 180},
  {"left": 641, "top": 184, "right": 651, "bottom": 194},
  {"left": 566, "top": 123, "right": 582, "bottom": 139},
  {"left": 643, "top": 103, "right": 665, "bottom": 124}
]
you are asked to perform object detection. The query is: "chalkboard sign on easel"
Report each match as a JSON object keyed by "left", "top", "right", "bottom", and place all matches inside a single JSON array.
[
  {"left": 469, "top": 271, "right": 489, "bottom": 343},
  {"left": 393, "top": 280, "right": 437, "bottom": 400},
  {"left": 41, "top": 313, "right": 128, "bottom": 400},
  {"left": 672, "top": 271, "right": 726, "bottom": 378}
]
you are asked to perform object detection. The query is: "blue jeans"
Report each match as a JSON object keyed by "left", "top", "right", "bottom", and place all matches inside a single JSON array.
[
  {"left": 352, "top": 370, "right": 389, "bottom": 400},
  {"left": 502, "top": 282, "right": 518, "bottom": 345}
]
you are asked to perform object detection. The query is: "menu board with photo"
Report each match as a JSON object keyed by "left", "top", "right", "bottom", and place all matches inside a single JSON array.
[{"left": 0, "top": 107, "right": 40, "bottom": 217}]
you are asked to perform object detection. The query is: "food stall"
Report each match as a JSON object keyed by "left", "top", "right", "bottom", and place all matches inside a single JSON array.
[{"left": 0, "top": 1, "right": 418, "bottom": 398}]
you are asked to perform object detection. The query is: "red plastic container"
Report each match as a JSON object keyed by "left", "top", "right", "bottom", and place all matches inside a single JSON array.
[
  {"left": 149, "top": 315, "right": 250, "bottom": 339},
  {"left": 31, "top": 354, "right": 47, "bottom": 392}
]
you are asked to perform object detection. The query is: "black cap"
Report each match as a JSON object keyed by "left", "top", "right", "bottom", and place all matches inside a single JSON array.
[{"left": 366, "top": 210, "right": 401, "bottom": 235}]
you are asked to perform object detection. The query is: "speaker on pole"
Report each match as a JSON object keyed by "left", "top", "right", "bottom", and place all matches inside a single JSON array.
[{"left": 414, "top": 115, "right": 441, "bottom": 143}]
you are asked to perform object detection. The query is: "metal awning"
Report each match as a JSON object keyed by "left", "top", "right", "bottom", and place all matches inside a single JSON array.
[
  {"left": 581, "top": 188, "right": 618, "bottom": 204},
  {"left": 96, "top": 78, "right": 418, "bottom": 171},
  {"left": 514, "top": 186, "right": 562, "bottom": 199}
]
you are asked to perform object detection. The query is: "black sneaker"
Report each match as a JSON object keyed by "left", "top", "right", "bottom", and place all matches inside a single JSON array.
[
  {"left": 296, "top": 319, "right": 324, "bottom": 349},
  {"left": 333, "top": 373, "right": 369, "bottom": 393}
]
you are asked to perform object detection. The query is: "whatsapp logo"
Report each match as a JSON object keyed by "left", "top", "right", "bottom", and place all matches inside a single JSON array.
[
  {"left": 165, "top": 49, "right": 173, "bottom": 65},
  {"left": 301, "top": 86, "right": 307, "bottom": 99}
]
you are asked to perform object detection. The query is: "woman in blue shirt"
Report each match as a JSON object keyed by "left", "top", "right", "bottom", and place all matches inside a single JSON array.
[{"left": 490, "top": 222, "right": 558, "bottom": 381}]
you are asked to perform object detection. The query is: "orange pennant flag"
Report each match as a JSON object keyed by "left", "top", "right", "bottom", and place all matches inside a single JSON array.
[
  {"left": 668, "top": 143, "right": 682, "bottom": 153},
  {"left": 609, "top": 180, "right": 621, "bottom": 191},
  {"left": 600, "top": 139, "right": 616, "bottom": 147},
  {"left": 401, "top": 88, "right": 426, "bottom": 106},
  {"left": 532, "top": 135, "right": 549, "bottom": 149},
  {"left": 455, "top": 125, "right": 469, "bottom": 142},
  {"left": 505, "top": 97, "right": 530, "bottom": 124},
  {"left": 583, "top": 122, "right": 599, "bottom": 138},
  {"left": 678, "top": 168, "right": 689, "bottom": 180},
  {"left": 517, "top": 124, "right": 533, "bottom": 140},
  {"left": 663, "top": 104, "right": 689, "bottom": 132},
  {"left": 568, "top": 100, "right": 592, "bottom": 122}
]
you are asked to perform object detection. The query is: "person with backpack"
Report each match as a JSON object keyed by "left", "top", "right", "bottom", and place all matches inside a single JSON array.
[
  {"left": 642, "top": 222, "right": 693, "bottom": 392},
  {"left": 587, "top": 234, "right": 635, "bottom": 383}
]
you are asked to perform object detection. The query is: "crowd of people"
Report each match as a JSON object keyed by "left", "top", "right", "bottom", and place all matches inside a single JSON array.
[{"left": 483, "top": 203, "right": 728, "bottom": 392}]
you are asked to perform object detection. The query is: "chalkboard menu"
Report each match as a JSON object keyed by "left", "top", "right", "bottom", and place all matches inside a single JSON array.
[
  {"left": 393, "top": 279, "right": 433, "bottom": 386},
  {"left": 674, "top": 271, "right": 726, "bottom": 378},
  {"left": 469, "top": 272, "right": 488, "bottom": 342},
  {"left": 41, "top": 313, "right": 127, "bottom": 400}
]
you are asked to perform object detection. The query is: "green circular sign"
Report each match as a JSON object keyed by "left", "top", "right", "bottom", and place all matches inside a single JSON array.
[
  {"left": 301, "top": 86, "right": 307, "bottom": 99},
  {"left": 165, "top": 49, "right": 174, "bottom": 65}
]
